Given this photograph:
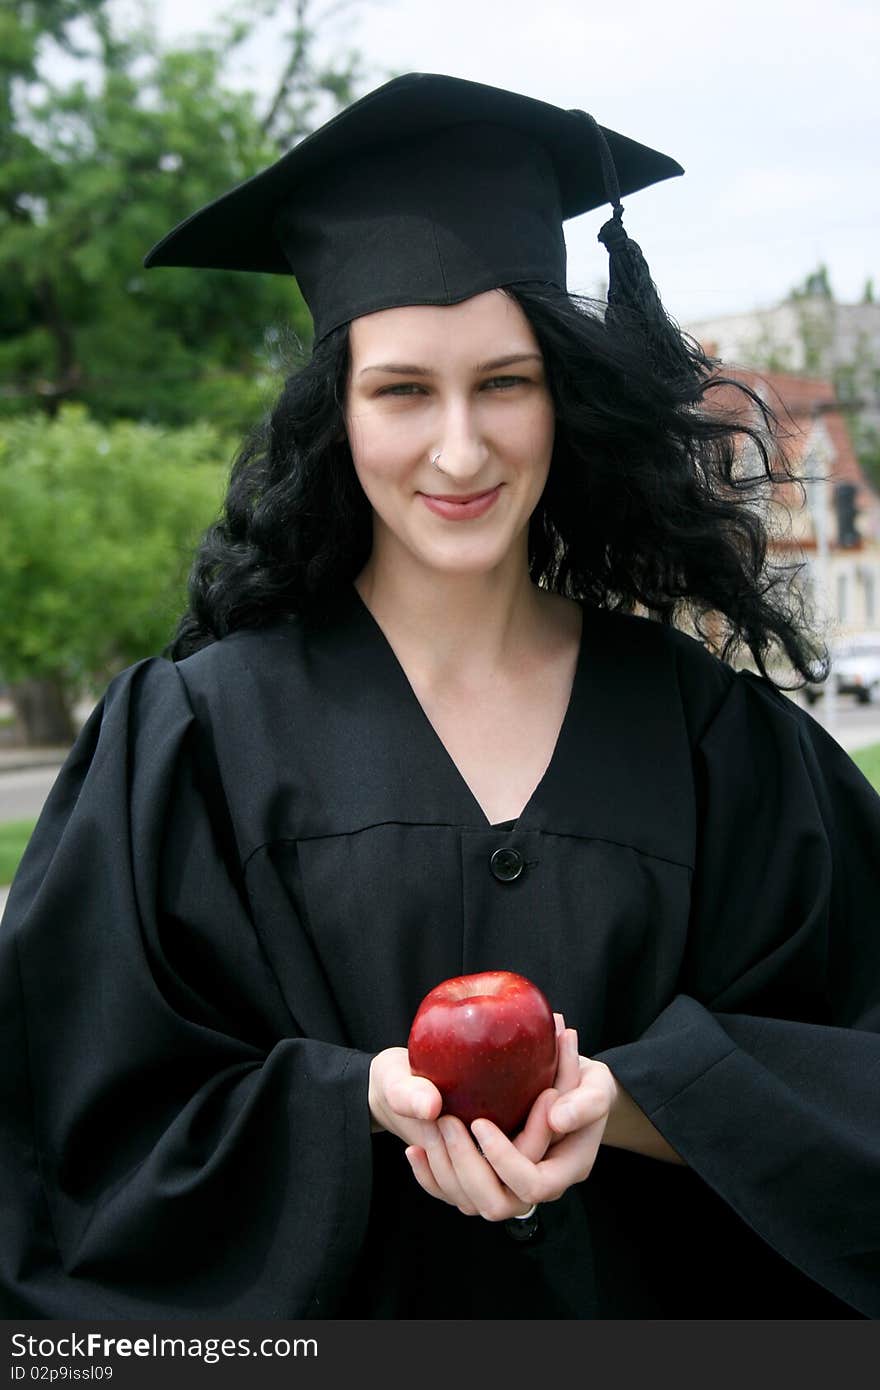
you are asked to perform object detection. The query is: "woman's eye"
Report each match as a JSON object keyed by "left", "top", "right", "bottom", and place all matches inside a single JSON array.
[
  {"left": 376, "top": 376, "right": 529, "bottom": 397},
  {"left": 377, "top": 383, "right": 424, "bottom": 396}
]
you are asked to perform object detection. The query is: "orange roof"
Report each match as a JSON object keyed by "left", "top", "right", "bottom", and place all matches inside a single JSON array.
[{"left": 707, "top": 367, "right": 861, "bottom": 474}]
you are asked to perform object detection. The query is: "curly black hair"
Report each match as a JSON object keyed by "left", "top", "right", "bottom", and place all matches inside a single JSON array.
[{"left": 167, "top": 282, "right": 828, "bottom": 689}]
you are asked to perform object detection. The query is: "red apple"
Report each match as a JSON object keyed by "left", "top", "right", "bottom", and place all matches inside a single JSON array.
[{"left": 407, "top": 970, "right": 557, "bottom": 1137}]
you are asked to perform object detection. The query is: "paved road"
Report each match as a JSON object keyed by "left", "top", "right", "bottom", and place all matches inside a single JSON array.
[
  {"left": 0, "top": 766, "right": 62, "bottom": 822},
  {"left": 803, "top": 699, "right": 880, "bottom": 752}
]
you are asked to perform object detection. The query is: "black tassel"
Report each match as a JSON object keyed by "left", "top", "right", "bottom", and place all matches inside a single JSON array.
[{"left": 572, "top": 110, "right": 710, "bottom": 389}]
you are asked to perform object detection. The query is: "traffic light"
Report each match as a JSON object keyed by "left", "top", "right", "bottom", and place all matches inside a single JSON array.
[{"left": 834, "top": 482, "right": 860, "bottom": 548}]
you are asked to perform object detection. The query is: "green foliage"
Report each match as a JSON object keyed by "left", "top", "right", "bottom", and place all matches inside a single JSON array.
[
  {"left": 0, "top": 2, "right": 379, "bottom": 704},
  {"left": 0, "top": 819, "right": 37, "bottom": 886},
  {"left": 1, "top": 1, "right": 372, "bottom": 431},
  {"left": 2, "top": 23, "right": 299, "bottom": 429},
  {"left": 0, "top": 405, "right": 228, "bottom": 688}
]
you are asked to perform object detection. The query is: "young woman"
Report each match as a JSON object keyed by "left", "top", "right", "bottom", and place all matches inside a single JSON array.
[{"left": 1, "top": 73, "right": 877, "bottom": 1319}]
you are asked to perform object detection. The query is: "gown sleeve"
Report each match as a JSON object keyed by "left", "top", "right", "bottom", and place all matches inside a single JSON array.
[
  {"left": 0, "top": 657, "right": 374, "bottom": 1317},
  {"left": 596, "top": 668, "right": 880, "bottom": 1318}
]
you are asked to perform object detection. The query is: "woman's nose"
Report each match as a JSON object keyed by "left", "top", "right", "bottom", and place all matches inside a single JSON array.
[{"left": 431, "top": 401, "right": 489, "bottom": 479}]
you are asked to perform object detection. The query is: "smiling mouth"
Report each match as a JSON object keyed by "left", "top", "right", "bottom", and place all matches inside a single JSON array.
[
  {"left": 421, "top": 486, "right": 500, "bottom": 503},
  {"left": 418, "top": 485, "right": 503, "bottom": 521}
]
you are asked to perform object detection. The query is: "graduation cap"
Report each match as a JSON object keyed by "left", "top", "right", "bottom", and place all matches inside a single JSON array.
[{"left": 145, "top": 72, "right": 693, "bottom": 378}]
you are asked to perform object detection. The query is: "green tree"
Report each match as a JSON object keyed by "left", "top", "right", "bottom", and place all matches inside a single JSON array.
[
  {"left": 253, "top": 0, "right": 372, "bottom": 150},
  {"left": 1, "top": 0, "right": 371, "bottom": 429},
  {"left": 788, "top": 263, "right": 834, "bottom": 302},
  {"left": 781, "top": 264, "right": 836, "bottom": 376},
  {"left": 0, "top": 406, "right": 228, "bottom": 743},
  {"left": 0, "top": 1, "right": 377, "bottom": 743},
  {"left": 3, "top": 19, "right": 295, "bottom": 428}
]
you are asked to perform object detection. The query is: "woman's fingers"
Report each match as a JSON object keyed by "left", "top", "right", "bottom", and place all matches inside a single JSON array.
[
  {"left": 472, "top": 1110, "right": 605, "bottom": 1205},
  {"left": 464, "top": 1060, "right": 617, "bottom": 1207},
  {"left": 510, "top": 1030, "right": 581, "bottom": 1163},
  {"left": 553, "top": 1027, "right": 581, "bottom": 1094},
  {"left": 512, "top": 1087, "right": 558, "bottom": 1163},
  {"left": 387, "top": 1073, "right": 443, "bottom": 1122},
  {"left": 404, "top": 1105, "right": 553, "bottom": 1218},
  {"left": 370, "top": 1045, "right": 445, "bottom": 1140},
  {"left": 470, "top": 1118, "right": 562, "bottom": 1206},
  {"left": 404, "top": 1144, "right": 480, "bottom": 1215},
  {"left": 432, "top": 1115, "right": 535, "bottom": 1220},
  {"left": 413, "top": 1119, "right": 487, "bottom": 1215},
  {"left": 405, "top": 1145, "right": 456, "bottom": 1206},
  {"left": 548, "top": 1058, "right": 616, "bottom": 1136},
  {"left": 398, "top": 1050, "right": 617, "bottom": 1221}
]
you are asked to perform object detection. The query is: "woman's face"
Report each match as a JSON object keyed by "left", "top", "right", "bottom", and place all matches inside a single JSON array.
[{"left": 343, "top": 289, "right": 555, "bottom": 583}]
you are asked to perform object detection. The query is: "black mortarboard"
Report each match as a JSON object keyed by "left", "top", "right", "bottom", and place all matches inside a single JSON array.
[{"left": 144, "top": 71, "right": 688, "bottom": 368}]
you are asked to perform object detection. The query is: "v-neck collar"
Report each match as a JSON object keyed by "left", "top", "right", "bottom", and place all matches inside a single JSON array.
[
  {"left": 346, "top": 583, "right": 590, "bottom": 833},
  {"left": 202, "top": 586, "right": 697, "bottom": 861}
]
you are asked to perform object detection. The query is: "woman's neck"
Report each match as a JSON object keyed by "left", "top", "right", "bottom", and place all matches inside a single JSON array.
[{"left": 353, "top": 555, "right": 572, "bottom": 688}]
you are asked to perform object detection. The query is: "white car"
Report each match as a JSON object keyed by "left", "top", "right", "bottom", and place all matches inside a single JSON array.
[{"left": 804, "top": 632, "right": 880, "bottom": 705}]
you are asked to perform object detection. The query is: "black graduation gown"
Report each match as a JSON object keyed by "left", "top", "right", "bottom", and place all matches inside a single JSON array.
[{"left": 1, "top": 587, "right": 878, "bottom": 1319}]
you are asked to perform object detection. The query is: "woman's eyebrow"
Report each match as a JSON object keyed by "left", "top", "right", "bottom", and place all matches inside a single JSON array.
[{"left": 358, "top": 352, "right": 543, "bottom": 378}]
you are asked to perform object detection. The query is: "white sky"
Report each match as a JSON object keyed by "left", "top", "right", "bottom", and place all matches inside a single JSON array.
[{"left": 150, "top": 0, "right": 879, "bottom": 324}]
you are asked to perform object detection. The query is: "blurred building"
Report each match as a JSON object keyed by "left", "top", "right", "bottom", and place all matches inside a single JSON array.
[
  {"left": 682, "top": 296, "right": 880, "bottom": 442},
  {"left": 669, "top": 359, "right": 880, "bottom": 677},
  {"left": 716, "top": 358, "right": 879, "bottom": 641}
]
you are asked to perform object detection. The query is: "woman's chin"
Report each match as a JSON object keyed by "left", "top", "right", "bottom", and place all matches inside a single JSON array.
[
  {"left": 416, "top": 549, "right": 516, "bottom": 579},
  {"left": 371, "top": 520, "right": 529, "bottom": 583},
  {"left": 405, "top": 528, "right": 526, "bottom": 575}
]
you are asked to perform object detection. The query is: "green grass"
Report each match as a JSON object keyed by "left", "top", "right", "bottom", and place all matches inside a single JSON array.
[
  {"left": 852, "top": 741, "right": 880, "bottom": 790},
  {"left": 0, "top": 819, "right": 36, "bottom": 886}
]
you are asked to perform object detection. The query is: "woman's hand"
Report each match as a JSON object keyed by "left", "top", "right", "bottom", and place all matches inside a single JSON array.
[
  {"left": 401, "top": 1015, "right": 619, "bottom": 1220},
  {"left": 368, "top": 1045, "right": 444, "bottom": 1140},
  {"left": 373, "top": 1014, "right": 684, "bottom": 1219},
  {"left": 369, "top": 1044, "right": 507, "bottom": 1218}
]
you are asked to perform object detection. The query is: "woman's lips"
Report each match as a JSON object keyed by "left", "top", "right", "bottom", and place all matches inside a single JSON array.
[{"left": 420, "top": 484, "right": 502, "bottom": 520}]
